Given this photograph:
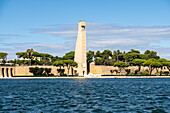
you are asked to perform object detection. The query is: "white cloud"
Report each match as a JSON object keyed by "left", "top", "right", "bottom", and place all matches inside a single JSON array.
[
  {"left": 1, "top": 23, "right": 170, "bottom": 59},
  {"left": 0, "top": 42, "right": 76, "bottom": 59},
  {"left": 88, "top": 39, "right": 146, "bottom": 48},
  {"left": 32, "top": 23, "right": 170, "bottom": 59},
  {"left": 0, "top": 34, "right": 20, "bottom": 36}
]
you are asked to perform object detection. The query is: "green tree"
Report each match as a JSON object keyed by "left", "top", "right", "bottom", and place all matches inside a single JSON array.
[
  {"left": 16, "top": 52, "right": 25, "bottom": 58},
  {"left": 104, "top": 59, "right": 115, "bottom": 66},
  {"left": 87, "top": 51, "right": 94, "bottom": 74},
  {"left": 102, "top": 49, "right": 112, "bottom": 59},
  {"left": 144, "top": 50, "right": 160, "bottom": 59},
  {"left": 42, "top": 58, "right": 50, "bottom": 65},
  {"left": 144, "top": 50, "right": 151, "bottom": 54},
  {"left": 24, "top": 60, "right": 29, "bottom": 65},
  {"left": 16, "top": 49, "right": 54, "bottom": 65},
  {"left": 94, "top": 51, "right": 102, "bottom": 58},
  {"left": 162, "top": 62, "right": 170, "bottom": 75},
  {"left": 51, "top": 56, "right": 62, "bottom": 62},
  {"left": 94, "top": 49, "right": 114, "bottom": 65},
  {"left": 158, "top": 58, "right": 168, "bottom": 75},
  {"left": 113, "top": 62, "right": 129, "bottom": 75},
  {"left": 128, "top": 49, "right": 140, "bottom": 53},
  {"left": 149, "top": 51, "right": 159, "bottom": 59},
  {"left": 150, "top": 62, "right": 163, "bottom": 75},
  {"left": 143, "top": 58, "right": 162, "bottom": 75},
  {"left": 0, "top": 52, "right": 8, "bottom": 60},
  {"left": 139, "top": 54, "right": 149, "bottom": 60},
  {"left": 113, "top": 50, "right": 121, "bottom": 62},
  {"left": 0, "top": 52, "right": 8, "bottom": 65},
  {"left": 123, "top": 53, "right": 139, "bottom": 62},
  {"left": 63, "top": 51, "right": 75, "bottom": 60},
  {"left": 40, "top": 53, "right": 53, "bottom": 61},
  {"left": 2, "top": 60, "right": 6, "bottom": 64},
  {"left": 63, "top": 60, "right": 78, "bottom": 76},
  {"left": 26, "top": 49, "right": 34, "bottom": 65},
  {"left": 9, "top": 59, "right": 17, "bottom": 66},
  {"left": 158, "top": 58, "right": 168, "bottom": 62},
  {"left": 53, "top": 60, "right": 65, "bottom": 76},
  {"left": 94, "top": 58, "right": 104, "bottom": 65},
  {"left": 131, "top": 59, "right": 145, "bottom": 71},
  {"left": 87, "top": 51, "right": 94, "bottom": 64}
]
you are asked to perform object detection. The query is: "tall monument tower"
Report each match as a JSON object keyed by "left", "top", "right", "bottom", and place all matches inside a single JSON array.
[{"left": 74, "top": 21, "right": 87, "bottom": 75}]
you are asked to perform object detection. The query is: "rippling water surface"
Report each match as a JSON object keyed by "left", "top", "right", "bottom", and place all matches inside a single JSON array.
[{"left": 0, "top": 78, "right": 170, "bottom": 112}]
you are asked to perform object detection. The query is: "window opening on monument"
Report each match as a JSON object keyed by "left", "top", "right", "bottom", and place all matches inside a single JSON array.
[
  {"left": 83, "top": 71, "right": 85, "bottom": 75},
  {"left": 81, "top": 26, "right": 85, "bottom": 30}
]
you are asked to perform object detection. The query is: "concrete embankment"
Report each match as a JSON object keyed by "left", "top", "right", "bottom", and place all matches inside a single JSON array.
[
  {"left": 88, "top": 76, "right": 170, "bottom": 78},
  {"left": 0, "top": 77, "right": 84, "bottom": 79},
  {"left": 1, "top": 76, "right": 170, "bottom": 79}
]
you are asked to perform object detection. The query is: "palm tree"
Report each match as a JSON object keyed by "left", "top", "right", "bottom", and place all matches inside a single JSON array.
[
  {"left": 113, "top": 50, "right": 121, "bottom": 62},
  {"left": 26, "top": 49, "right": 34, "bottom": 65}
]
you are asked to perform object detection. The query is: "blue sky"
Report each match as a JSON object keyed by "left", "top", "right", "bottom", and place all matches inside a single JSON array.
[{"left": 0, "top": 0, "right": 170, "bottom": 59}]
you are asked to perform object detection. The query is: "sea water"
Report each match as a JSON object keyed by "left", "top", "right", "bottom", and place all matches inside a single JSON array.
[{"left": 0, "top": 78, "right": 170, "bottom": 112}]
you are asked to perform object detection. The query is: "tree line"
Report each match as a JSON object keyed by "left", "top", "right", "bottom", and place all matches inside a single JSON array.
[{"left": 1, "top": 48, "right": 170, "bottom": 75}]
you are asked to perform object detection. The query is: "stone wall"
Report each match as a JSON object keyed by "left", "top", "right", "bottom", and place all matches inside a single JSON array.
[
  {"left": 14, "top": 66, "right": 75, "bottom": 76},
  {"left": 0, "top": 66, "right": 15, "bottom": 77},
  {"left": 89, "top": 63, "right": 169, "bottom": 75},
  {"left": 0, "top": 66, "right": 75, "bottom": 77},
  {"left": 0, "top": 64, "right": 169, "bottom": 77}
]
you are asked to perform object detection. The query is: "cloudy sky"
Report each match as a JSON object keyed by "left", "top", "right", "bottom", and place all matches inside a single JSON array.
[{"left": 0, "top": 0, "right": 170, "bottom": 59}]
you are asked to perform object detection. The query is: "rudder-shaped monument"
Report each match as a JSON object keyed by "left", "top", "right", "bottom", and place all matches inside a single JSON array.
[{"left": 74, "top": 21, "right": 87, "bottom": 75}]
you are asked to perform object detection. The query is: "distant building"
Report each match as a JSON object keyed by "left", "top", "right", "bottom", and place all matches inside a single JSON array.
[{"left": 20, "top": 57, "right": 41, "bottom": 61}]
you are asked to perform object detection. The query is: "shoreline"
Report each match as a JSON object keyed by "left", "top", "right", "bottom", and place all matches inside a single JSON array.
[{"left": 1, "top": 76, "right": 170, "bottom": 79}]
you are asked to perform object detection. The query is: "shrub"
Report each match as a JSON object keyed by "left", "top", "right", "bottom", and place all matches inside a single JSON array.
[
  {"left": 37, "top": 68, "right": 44, "bottom": 75},
  {"left": 57, "top": 69, "right": 65, "bottom": 76},
  {"left": 143, "top": 72, "right": 149, "bottom": 75},
  {"left": 44, "top": 68, "right": 51, "bottom": 75},
  {"left": 135, "top": 69, "right": 139, "bottom": 74},
  {"left": 29, "top": 67, "right": 52, "bottom": 76},
  {"left": 163, "top": 71, "right": 169, "bottom": 75},
  {"left": 137, "top": 71, "right": 149, "bottom": 76},
  {"left": 29, "top": 67, "right": 38, "bottom": 75},
  {"left": 145, "top": 69, "right": 149, "bottom": 72},
  {"left": 125, "top": 69, "right": 131, "bottom": 75},
  {"left": 128, "top": 72, "right": 135, "bottom": 76},
  {"left": 2, "top": 60, "right": 6, "bottom": 64}
]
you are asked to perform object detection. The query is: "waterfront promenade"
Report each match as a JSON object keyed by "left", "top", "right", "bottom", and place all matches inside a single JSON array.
[{"left": 1, "top": 76, "right": 170, "bottom": 79}]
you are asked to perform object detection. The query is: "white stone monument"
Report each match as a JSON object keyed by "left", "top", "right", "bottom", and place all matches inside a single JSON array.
[{"left": 74, "top": 21, "right": 87, "bottom": 75}]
